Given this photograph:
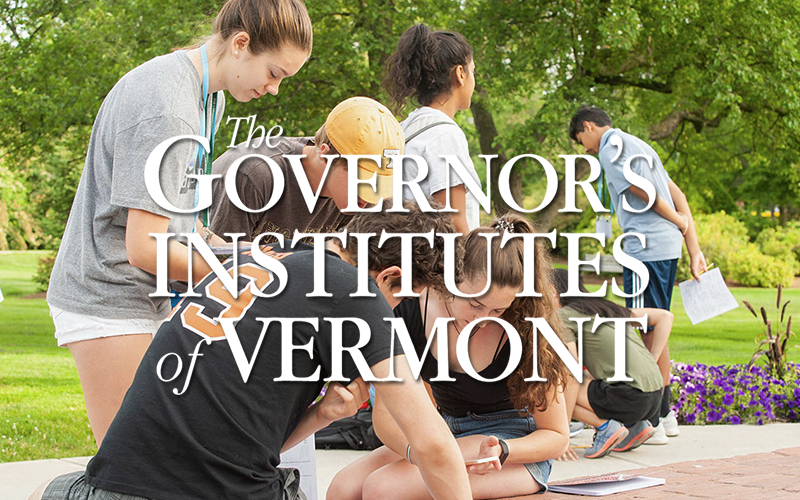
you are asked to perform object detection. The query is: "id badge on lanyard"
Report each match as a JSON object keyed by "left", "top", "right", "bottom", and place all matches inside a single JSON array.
[
  {"left": 595, "top": 215, "right": 613, "bottom": 241},
  {"left": 596, "top": 170, "right": 614, "bottom": 241},
  {"left": 193, "top": 44, "right": 219, "bottom": 229}
]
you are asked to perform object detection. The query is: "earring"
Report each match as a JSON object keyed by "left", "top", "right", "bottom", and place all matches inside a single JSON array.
[{"left": 235, "top": 51, "right": 239, "bottom": 55}]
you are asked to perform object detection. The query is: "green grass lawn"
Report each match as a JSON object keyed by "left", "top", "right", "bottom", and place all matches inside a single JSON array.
[
  {"left": 0, "top": 251, "right": 798, "bottom": 462},
  {"left": 0, "top": 251, "right": 95, "bottom": 462}
]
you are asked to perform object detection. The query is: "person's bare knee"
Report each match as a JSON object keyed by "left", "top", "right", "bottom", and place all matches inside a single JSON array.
[
  {"left": 328, "top": 447, "right": 400, "bottom": 500},
  {"left": 361, "top": 471, "right": 394, "bottom": 500},
  {"left": 577, "top": 377, "right": 593, "bottom": 408},
  {"left": 469, "top": 464, "right": 539, "bottom": 499},
  {"left": 327, "top": 469, "right": 365, "bottom": 500},
  {"left": 362, "top": 463, "right": 428, "bottom": 500}
]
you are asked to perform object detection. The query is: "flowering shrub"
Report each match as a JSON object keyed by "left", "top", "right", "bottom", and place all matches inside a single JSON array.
[
  {"left": 756, "top": 223, "right": 800, "bottom": 274},
  {"left": 671, "top": 362, "right": 800, "bottom": 425}
]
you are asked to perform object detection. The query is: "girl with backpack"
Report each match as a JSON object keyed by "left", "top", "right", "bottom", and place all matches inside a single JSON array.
[{"left": 385, "top": 24, "right": 484, "bottom": 235}]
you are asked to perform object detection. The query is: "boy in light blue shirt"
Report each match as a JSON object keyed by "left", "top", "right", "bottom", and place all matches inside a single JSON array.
[{"left": 569, "top": 105, "right": 707, "bottom": 442}]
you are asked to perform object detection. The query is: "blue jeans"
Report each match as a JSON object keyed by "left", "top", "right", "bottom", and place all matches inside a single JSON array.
[{"left": 441, "top": 408, "right": 551, "bottom": 493}]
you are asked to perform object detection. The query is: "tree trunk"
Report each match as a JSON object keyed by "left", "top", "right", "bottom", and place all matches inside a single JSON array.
[
  {"left": 470, "top": 93, "right": 521, "bottom": 216},
  {"left": 534, "top": 158, "right": 593, "bottom": 231}
]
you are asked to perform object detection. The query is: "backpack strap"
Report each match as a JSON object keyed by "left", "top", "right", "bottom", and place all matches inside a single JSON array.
[{"left": 404, "top": 121, "right": 456, "bottom": 144}]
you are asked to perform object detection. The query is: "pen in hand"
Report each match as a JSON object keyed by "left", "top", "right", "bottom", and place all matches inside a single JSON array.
[{"left": 689, "top": 262, "right": 715, "bottom": 282}]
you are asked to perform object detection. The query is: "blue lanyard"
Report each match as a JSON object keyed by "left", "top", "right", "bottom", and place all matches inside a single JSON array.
[
  {"left": 193, "top": 45, "right": 219, "bottom": 228},
  {"left": 597, "top": 169, "right": 614, "bottom": 215}
]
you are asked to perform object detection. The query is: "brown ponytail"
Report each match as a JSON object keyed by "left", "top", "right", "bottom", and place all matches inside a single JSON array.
[
  {"left": 384, "top": 24, "right": 473, "bottom": 113},
  {"left": 462, "top": 214, "right": 568, "bottom": 413},
  {"left": 213, "top": 0, "right": 312, "bottom": 55}
]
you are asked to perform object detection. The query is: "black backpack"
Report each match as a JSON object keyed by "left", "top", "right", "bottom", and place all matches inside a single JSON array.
[{"left": 314, "top": 406, "right": 383, "bottom": 450}]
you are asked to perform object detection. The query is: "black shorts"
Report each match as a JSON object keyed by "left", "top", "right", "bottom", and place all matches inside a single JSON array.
[{"left": 587, "top": 380, "right": 662, "bottom": 426}]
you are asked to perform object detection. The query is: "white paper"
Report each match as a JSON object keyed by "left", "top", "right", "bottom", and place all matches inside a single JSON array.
[
  {"left": 549, "top": 475, "right": 665, "bottom": 496},
  {"left": 280, "top": 437, "right": 318, "bottom": 500},
  {"left": 678, "top": 267, "right": 739, "bottom": 325}
]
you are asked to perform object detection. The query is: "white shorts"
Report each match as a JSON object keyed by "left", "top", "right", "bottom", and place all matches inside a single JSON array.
[{"left": 49, "top": 305, "right": 158, "bottom": 347}]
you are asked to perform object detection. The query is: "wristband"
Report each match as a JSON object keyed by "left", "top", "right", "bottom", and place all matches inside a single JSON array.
[
  {"left": 406, "top": 444, "right": 414, "bottom": 465},
  {"left": 498, "top": 439, "right": 509, "bottom": 465}
]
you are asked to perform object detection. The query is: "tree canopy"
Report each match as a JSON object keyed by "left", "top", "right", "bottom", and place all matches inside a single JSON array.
[{"left": 1, "top": 0, "right": 798, "bottom": 250}]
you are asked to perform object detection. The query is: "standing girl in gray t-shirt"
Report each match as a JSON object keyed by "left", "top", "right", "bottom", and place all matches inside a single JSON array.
[
  {"left": 384, "top": 24, "right": 483, "bottom": 235},
  {"left": 46, "top": 0, "right": 312, "bottom": 447}
]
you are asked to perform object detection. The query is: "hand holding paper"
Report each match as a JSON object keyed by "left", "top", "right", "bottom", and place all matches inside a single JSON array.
[{"left": 679, "top": 267, "right": 738, "bottom": 325}]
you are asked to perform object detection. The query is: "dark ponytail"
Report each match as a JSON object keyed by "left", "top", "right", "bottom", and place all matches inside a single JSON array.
[{"left": 384, "top": 24, "right": 473, "bottom": 113}]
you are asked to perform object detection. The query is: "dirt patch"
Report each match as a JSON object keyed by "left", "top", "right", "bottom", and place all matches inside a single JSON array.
[{"left": 22, "top": 292, "right": 47, "bottom": 299}]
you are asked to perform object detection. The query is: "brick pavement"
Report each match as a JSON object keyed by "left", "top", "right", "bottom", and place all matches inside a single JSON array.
[{"left": 502, "top": 447, "right": 800, "bottom": 499}]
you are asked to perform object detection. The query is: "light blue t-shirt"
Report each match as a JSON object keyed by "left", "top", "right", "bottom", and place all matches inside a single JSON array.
[{"left": 598, "top": 128, "right": 682, "bottom": 262}]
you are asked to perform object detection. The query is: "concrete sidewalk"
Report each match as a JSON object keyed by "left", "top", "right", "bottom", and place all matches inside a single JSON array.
[{"left": 3, "top": 423, "right": 799, "bottom": 499}]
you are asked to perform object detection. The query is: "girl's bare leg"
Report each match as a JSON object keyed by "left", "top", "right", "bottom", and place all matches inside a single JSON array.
[
  {"left": 327, "top": 446, "right": 402, "bottom": 500},
  {"left": 68, "top": 334, "right": 153, "bottom": 447},
  {"left": 362, "top": 435, "right": 540, "bottom": 500}
]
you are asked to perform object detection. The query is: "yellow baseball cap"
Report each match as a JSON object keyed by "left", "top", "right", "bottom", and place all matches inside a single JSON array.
[{"left": 325, "top": 97, "right": 404, "bottom": 205}]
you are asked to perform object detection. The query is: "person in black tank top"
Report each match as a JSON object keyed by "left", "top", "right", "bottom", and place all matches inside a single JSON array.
[{"left": 329, "top": 215, "right": 571, "bottom": 500}]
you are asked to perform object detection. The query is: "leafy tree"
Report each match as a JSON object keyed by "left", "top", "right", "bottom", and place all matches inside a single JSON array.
[
  {"left": 0, "top": 0, "right": 462, "bottom": 247},
  {"left": 2, "top": 0, "right": 798, "bottom": 252},
  {"left": 1, "top": 0, "right": 218, "bottom": 248},
  {"left": 216, "top": 0, "right": 462, "bottom": 146},
  {"left": 463, "top": 0, "right": 800, "bottom": 229}
]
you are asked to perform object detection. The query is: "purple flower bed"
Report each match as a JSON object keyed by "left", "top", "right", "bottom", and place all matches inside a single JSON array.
[{"left": 670, "top": 362, "right": 800, "bottom": 425}]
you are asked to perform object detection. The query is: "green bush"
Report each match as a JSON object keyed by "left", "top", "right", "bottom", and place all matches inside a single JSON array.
[
  {"left": 0, "top": 163, "right": 43, "bottom": 250},
  {"left": 756, "top": 223, "right": 800, "bottom": 275},
  {"left": 738, "top": 209, "right": 781, "bottom": 241},
  {"left": 727, "top": 247, "right": 795, "bottom": 287},
  {"left": 33, "top": 253, "right": 56, "bottom": 293},
  {"left": 677, "top": 211, "right": 794, "bottom": 287}
]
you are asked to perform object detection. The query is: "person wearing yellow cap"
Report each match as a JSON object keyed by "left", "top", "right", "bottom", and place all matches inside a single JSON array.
[{"left": 209, "top": 96, "right": 403, "bottom": 243}]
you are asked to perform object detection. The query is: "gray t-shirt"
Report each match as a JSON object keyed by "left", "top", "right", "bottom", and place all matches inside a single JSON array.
[
  {"left": 48, "top": 51, "right": 225, "bottom": 320},
  {"left": 598, "top": 128, "right": 682, "bottom": 262}
]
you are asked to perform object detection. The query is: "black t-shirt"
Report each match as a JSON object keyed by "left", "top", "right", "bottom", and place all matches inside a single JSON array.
[
  {"left": 87, "top": 242, "right": 399, "bottom": 500},
  {"left": 393, "top": 297, "right": 514, "bottom": 417}
]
